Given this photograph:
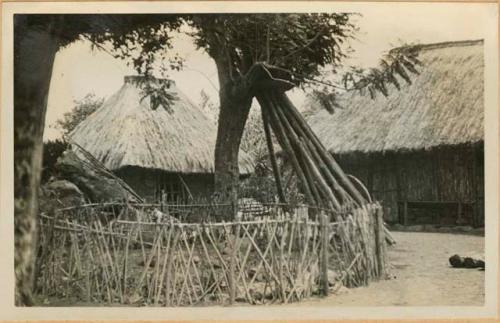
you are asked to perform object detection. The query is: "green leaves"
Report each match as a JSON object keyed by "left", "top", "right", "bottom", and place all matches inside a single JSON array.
[
  {"left": 311, "top": 89, "right": 343, "bottom": 114},
  {"left": 84, "top": 15, "right": 184, "bottom": 75},
  {"left": 341, "top": 42, "right": 422, "bottom": 100},
  {"left": 306, "top": 41, "right": 423, "bottom": 112},
  {"left": 137, "top": 77, "right": 179, "bottom": 113},
  {"left": 54, "top": 93, "right": 104, "bottom": 137},
  {"left": 188, "top": 13, "right": 357, "bottom": 83}
]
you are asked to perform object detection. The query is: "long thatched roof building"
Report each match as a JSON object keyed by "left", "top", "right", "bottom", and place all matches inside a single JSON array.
[
  {"left": 308, "top": 39, "right": 484, "bottom": 227},
  {"left": 70, "top": 75, "right": 254, "bottom": 202}
]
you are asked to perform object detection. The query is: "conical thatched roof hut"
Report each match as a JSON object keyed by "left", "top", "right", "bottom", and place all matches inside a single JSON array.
[
  {"left": 307, "top": 40, "right": 484, "bottom": 227},
  {"left": 70, "top": 75, "right": 254, "bottom": 202}
]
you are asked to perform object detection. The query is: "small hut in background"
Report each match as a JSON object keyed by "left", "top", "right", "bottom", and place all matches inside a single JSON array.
[
  {"left": 307, "top": 40, "right": 484, "bottom": 227},
  {"left": 70, "top": 75, "right": 254, "bottom": 203}
]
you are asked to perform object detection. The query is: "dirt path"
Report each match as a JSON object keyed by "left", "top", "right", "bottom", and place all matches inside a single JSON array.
[{"left": 294, "top": 231, "right": 485, "bottom": 306}]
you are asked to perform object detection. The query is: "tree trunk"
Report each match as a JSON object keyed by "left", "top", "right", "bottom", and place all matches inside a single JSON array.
[
  {"left": 14, "top": 22, "right": 59, "bottom": 306},
  {"left": 212, "top": 56, "right": 254, "bottom": 218},
  {"left": 213, "top": 91, "right": 252, "bottom": 217}
]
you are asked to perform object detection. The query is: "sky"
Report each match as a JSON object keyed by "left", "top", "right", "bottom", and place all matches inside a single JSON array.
[{"left": 43, "top": 3, "right": 496, "bottom": 141}]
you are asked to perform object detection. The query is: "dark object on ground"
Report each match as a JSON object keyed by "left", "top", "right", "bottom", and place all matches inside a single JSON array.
[{"left": 449, "top": 254, "right": 485, "bottom": 269}]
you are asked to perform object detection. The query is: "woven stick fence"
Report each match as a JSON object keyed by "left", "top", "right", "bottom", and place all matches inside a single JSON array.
[{"left": 36, "top": 202, "right": 386, "bottom": 306}]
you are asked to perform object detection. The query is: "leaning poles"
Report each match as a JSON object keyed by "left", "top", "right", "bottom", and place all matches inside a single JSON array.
[
  {"left": 261, "top": 99, "right": 287, "bottom": 206},
  {"left": 257, "top": 94, "right": 317, "bottom": 207},
  {"left": 255, "top": 89, "right": 366, "bottom": 215},
  {"left": 277, "top": 92, "right": 366, "bottom": 207}
]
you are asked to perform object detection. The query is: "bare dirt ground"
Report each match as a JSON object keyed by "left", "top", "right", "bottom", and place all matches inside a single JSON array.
[{"left": 294, "top": 231, "right": 485, "bottom": 306}]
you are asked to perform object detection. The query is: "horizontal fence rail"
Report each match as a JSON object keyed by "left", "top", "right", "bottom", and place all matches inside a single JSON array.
[{"left": 36, "top": 202, "right": 386, "bottom": 306}]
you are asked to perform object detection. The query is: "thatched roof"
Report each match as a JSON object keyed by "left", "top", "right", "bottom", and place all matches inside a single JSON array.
[
  {"left": 307, "top": 39, "right": 484, "bottom": 154},
  {"left": 70, "top": 76, "right": 254, "bottom": 174}
]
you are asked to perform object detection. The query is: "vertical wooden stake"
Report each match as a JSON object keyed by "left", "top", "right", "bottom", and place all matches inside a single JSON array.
[
  {"left": 165, "top": 219, "right": 177, "bottom": 307},
  {"left": 279, "top": 219, "right": 287, "bottom": 303},
  {"left": 375, "top": 205, "right": 386, "bottom": 278},
  {"left": 320, "top": 212, "right": 329, "bottom": 296},
  {"left": 229, "top": 208, "right": 241, "bottom": 305}
]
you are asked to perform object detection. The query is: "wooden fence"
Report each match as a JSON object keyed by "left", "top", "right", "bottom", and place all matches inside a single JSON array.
[{"left": 35, "top": 203, "right": 386, "bottom": 306}]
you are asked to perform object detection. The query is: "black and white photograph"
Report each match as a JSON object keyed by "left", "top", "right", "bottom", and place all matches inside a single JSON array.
[{"left": 1, "top": 1, "right": 498, "bottom": 320}]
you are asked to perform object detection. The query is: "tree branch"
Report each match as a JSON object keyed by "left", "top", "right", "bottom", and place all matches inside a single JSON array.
[{"left": 279, "top": 27, "right": 326, "bottom": 62}]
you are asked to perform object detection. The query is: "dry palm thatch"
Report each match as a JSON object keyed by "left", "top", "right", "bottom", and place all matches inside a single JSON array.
[
  {"left": 307, "top": 40, "right": 484, "bottom": 154},
  {"left": 70, "top": 76, "right": 254, "bottom": 174}
]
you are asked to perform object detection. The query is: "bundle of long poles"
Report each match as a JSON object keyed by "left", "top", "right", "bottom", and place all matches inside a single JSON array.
[{"left": 256, "top": 90, "right": 367, "bottom": 217}]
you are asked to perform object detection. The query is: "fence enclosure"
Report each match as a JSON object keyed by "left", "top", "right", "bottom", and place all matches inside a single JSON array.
[{"left": 36, "top": 202, "right": 386, "bottom": 306}]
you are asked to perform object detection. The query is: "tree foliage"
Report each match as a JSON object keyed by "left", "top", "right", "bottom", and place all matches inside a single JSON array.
[
  {"left": 342, "top": 42, "right": 422, "bottom": 99},
  {"left": 297, "top": 42, "right": 423, "bottom": 113},
  {"left": 85, "top": 16, "right": 185, "bottom": 75},
  {"left": 185, "top": 14, "right": 423, "bottom": 113},
  {"left": 54, "top": 93, "right": 104, "bottom": 137},
  {"left": 188, "top": 14, "right": 357, "bottom": 87},
  {"left": 15, "top": 15, "right": 185, "bottom": 73}
]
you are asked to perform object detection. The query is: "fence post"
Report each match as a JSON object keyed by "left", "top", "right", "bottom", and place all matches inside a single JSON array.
[
  {"left": 229, "top": 203, "right": 240, "bottom": 305},
  {"left": 164, "top": 217, "right": 175, "bottom": 306},
  {"left": 375, "top": 204, "right": 386, "bottom": 278},
  {"left": 320, "top": 212, "right": 329, "bottom": 296},
  {"left": 279, "top": 217, "right": 288, "bottom": 302}
]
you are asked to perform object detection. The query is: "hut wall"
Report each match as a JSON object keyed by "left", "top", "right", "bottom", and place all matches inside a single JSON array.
[
  {"left": 115, "top": 166, "right": 158, "bottom": 201},
  {"left": 475, "top": 145, "right": 485, "bottom": 227},
  {"left": 115, "top": 166, "right": 215, "bottom": 203},
  {"left": 337, "top": 152, "right": 401, "bottom": 223},
  {"left": 336, "top": 143, "right": 484, "bottom": 226},
  {"left": 180, "top": 174, "right": 215, "bottom": 201}
]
